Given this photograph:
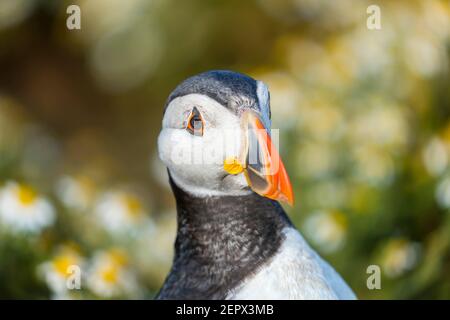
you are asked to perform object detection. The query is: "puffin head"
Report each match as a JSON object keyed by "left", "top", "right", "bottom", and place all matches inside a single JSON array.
[{"left": 158, "top": 70, "right": 294, "bottom": 205}]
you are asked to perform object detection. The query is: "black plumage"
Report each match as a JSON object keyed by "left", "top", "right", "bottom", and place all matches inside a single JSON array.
[{"left": 156, "top": 174, "right": 292, "bottom": 300}]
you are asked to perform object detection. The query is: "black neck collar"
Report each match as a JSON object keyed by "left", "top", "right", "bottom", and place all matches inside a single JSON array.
[{"left": 157, "top": 174, "right": 292, "bottom": 299}]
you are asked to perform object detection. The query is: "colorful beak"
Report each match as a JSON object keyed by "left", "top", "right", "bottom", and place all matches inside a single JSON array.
[{"left": 224, "top": 110, "right": 294, "bottom": 206}]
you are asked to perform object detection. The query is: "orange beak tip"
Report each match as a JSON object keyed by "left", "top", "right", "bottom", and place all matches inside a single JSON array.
[
  {"left": 281, "top": 184, "right": 295, "bottom": 206},
  {"left": 285, "top": 193, "right": 295, "bottom": 207}
]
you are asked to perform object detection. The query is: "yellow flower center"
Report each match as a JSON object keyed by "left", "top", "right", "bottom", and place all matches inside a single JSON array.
[
  {"left": 78, "top": 176, "right": 95, "bottom": 201},
  {"left": 108, "top": 249, "right": 127, "bottom": 266},
  {"left": 101, "top": 265, "right": 119, "bottom": 284},
  {"left": 331, "top": 211, "right": 348, "bottom": 230},
  {"left": 123, "top": 195, "right": 142, "bottom": 217},
  {"left": 17, "top": 185, "right": 37, "bottom": 206},
  {"left": 53, "top": 255, "right": 76, "bottom": 276}
]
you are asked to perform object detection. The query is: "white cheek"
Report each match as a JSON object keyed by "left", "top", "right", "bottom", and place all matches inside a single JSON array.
[
  {"left": 202, "top": 126, "right": 243, "bottom": 164},
  {"left": 158, "top": 128, "right": 223, "bottom": 194},
  {"left": 158, "top": 93, "right": 250, "bottom": 197},
  {"left": 159, "top": 128, "right": 226, "bottom": 167}
]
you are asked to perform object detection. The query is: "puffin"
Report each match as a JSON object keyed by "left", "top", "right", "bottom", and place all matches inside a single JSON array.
[{"left": 156, "top": 70, "right": 356, "bottom": 300}]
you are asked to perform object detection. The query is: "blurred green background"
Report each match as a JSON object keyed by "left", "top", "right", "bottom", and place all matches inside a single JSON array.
[{"left": 0, "top": 0, "right": 449, "bottom": 299}]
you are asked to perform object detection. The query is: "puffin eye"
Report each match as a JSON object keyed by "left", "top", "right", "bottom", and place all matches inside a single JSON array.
[{"left": 186, "top": 107, "right": 204, "bottom": 136}]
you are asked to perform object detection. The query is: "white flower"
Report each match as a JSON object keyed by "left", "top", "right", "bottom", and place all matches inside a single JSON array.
[
  {"left": 38, "top": 245, "right": 84, "bottom": 297},
  {"left": 352, "top": 145, "right": 395, "bottom": 186},
  {"left": 380, "top": 238, "right": 420, "bottom": 278},
  {"left": 0, "top": 181, "right": 55, "bottom": 234},
  {"left": 87, "top": 249, "right": 140, "bottom": 298},
  {"left": 436, "top": 175, "right": 450, "bottom": 209},
  {"left": 349, "top": 104, "right": 408, "bottom": 150},
  {"left": 94, "top": 191, "right": 146, "bottom": 233},
  {"left": 297, "top": 98, "right": 344, "bottom": 142},
  {"left": 296, "top": 142, "right": 336, "bottom": 179},
  {"left": 304, "top": 210, "right": 347, "bottom": 253},
  {"left": 307, "top": 180, "right": 348, "bottom": 209},
  {"left": 55, "top": 175, "right": 95, "bottom": 211},
  {"left": 133, "top": 212, "right": 175, "bottom": 282},
  {"left": 404, "top": 33, "right": 445, "bottom": 78},
  {"left": 423, "top": 137, "right": 448, "bottom": 177}
]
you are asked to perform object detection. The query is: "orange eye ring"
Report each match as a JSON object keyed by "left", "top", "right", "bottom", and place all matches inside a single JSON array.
[{"left": 186, "top": 107, "right": 204, "bottom": 136}]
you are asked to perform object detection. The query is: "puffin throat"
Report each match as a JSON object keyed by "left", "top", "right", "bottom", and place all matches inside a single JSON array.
[{"left": 156, "top": 173, "right": 292, "bottom": 299}]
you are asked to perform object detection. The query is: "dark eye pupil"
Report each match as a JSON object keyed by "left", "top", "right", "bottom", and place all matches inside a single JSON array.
[
  {"left": 190, "top": 115, "right": 202, "bottom": 128},
  {"left": 187, "top": 107, "right": 203, "bottom": 136}
]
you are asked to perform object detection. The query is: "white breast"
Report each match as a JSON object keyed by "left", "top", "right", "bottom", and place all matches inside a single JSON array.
[{"left": 227, "top": 227, "right": 356, "bottom": 300}]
